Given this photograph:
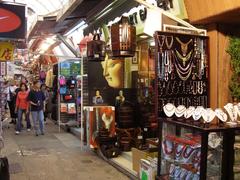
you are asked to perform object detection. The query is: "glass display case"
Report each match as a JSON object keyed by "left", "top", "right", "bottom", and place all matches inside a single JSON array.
[{"left": 157, "top": 118, "right": 239, "bottom": 180}]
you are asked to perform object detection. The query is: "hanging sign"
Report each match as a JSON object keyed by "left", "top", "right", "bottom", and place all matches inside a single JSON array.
[
  {"left": 0, "top": 42, "right": 14, "bottom": 61},
  {"left": 0, "top": 3, "right": 26, "bottom": 39}
]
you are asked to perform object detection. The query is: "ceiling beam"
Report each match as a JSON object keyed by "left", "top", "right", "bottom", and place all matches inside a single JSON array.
[{"left": 57, "top": 0, "right": 84, "bottom": 22}]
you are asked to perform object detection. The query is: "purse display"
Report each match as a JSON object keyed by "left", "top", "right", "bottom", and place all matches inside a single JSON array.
[
  {"left": 111, "top": 16, "right": 136, "bottom": 57},
  {"left": 87, "top": 33, "right": 106, "bottom": 61},
  {"left": 59, "top": 86, "right": 67, "bottom": 95}
]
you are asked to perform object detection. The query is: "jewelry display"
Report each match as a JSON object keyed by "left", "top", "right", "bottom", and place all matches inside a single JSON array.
[
  {"left": 162, "top": 139, "right": 174, "bottom": 158},
  {"left": 175, "top": 49, "right": 193, "bottom": 66},
  {"left": 180, "top": 168, "right": 188, "bottom": 179},
  {"left": 175, "top": 105, "right": 186, "bottom": 117},
  {"left": 208, "top": 132, "right": 222, "bottom": 149},
  {"left": 182, "top": 145, "right": 195, "bottom": 163},
  {"left": 192, "top": 106, "right": 204, "bottom": 121},
  {"left": 184, "top": 106, "right": 195, "bottom": 119},
  {"left": 192, "top": 174, "right": 200, "bottom": 180},
  {"left": 202, "top": 108, "right": 215, "bottom": 123},
  {"left": 185, "top": 171, "right": 194, "bottom": 180},
  {"left": 176, "top": 37, "right": 193, "bottom": 56},
  {"left": 175, "top": 143, "right": 185, "bottom": 161},
  {"left": 169, "top": 163, "right": 175, "bottom": 177},
  {"left": 163, "top": 103, "right": 176, "bottom": 117},
  {"left": 165, "top": 36, "right": 173, "bottom": 49},
  {"left": 215, "top": 108, "right": 228, "bottom": 122},
  {"left": 224, "top": 103, "right": 238, "bottom": 124},
  {"left": 157, "top": 35, "right": 165, "bottom": 53},
  {"left": 174, "top": 166, "right": 181, "bottom": 178}
]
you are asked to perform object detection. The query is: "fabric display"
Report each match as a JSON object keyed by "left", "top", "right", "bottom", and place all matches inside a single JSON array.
[
  {"left": 87, "top": 33, "right": 105, "bottom": 61},
  {"left": 67, "top": 103, "right": 76, "bottom": 114},
  {"left": 45, "top": 69, "right": 53, "bottom": 88},
  {"left": 84, "top": 106, "right": 115, "bottom": 149},
  {"left": 60, "top": 103, "right": 68, "bottom": 113},
  {"left": 162, "top": 133, "right": 201, "bottom": 177},
  {"left": 139, "top": 158, "right": 157, "bottom": 180}
]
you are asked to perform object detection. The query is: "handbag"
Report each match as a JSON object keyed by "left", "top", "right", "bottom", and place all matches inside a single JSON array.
[
  {"left": 59, "top": 86, "right": 67, "bottom": 95},
  {"left": 111, "top": 16, "right": 136, "bottom": 57},
  {"left": 87, "top": 33, "right": 106, "bottom": 61},
  {"left": 64, "top": 94, "right": 73, "bottom": 101},
  {"left": 0, "top": 157, "right": 10, "bottom": 180},
  {"left": 59, "top": 76, "right": 66, "bottom": 86}
]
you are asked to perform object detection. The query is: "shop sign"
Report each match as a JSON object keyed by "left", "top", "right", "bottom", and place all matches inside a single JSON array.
[
  {"left": 0, "top": 3, "right": 26, "bottom": 39},
  {"left": 0, "top": 42, "right": 14, "bottom": 61}
]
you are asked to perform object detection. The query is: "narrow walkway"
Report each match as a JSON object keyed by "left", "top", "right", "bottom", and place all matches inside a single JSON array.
[{"left": 1, "top": 120, "right": 129, "bottom": 180}]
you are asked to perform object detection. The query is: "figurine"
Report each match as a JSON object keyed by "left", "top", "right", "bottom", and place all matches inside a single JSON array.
[{"left": 93, "top": 90, "right": 104, "bottom": 104}]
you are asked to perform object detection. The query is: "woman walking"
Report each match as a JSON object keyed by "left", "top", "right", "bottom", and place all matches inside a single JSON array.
[
  {"left": 5, "top": 80, "right": 17, "bottom": 124},
  {"left": 15, "top": 83, "right": 31, "bottom": 134},
  {"left": 28, "top": 81, "right": 45, "bottom": 136}
]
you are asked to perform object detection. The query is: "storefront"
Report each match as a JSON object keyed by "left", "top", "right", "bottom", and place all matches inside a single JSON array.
[{"left": 3, "top": 0, "right": 240, "bottom": 179}]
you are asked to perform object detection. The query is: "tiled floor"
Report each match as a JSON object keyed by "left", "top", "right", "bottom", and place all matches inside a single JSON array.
[{"left": 1, "top": 120, "right": 129, "bottom": 180}]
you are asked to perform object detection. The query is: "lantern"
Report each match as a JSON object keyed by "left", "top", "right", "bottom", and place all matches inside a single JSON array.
[{"left": 111, "top": 16, "right": 136, "bottom": 57}]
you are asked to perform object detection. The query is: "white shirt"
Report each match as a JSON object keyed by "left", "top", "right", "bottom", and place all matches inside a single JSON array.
[{"left": 5, "top": 85, "right": 17, "bottom": 101}]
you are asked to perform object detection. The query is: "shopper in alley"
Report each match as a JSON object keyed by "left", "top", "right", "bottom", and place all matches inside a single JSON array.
[
  {"left": 5, "top": 79, "right": 17, "bottom": 124},
  {"left": 28, "top": 80, "right": 45, "bottom": 136},
  {"left": 15, "top": 83, "right": 31, "bottom": 134},
  {"left": 40, "top": 84, "right": 49, "bottom": 122}
]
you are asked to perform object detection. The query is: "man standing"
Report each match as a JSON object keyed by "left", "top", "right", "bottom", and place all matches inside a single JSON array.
[{"left": 28, "top": 80, "right": 45, "bottom": 136}]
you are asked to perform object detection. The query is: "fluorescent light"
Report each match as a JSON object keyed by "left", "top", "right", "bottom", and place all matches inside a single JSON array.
[
  {"left": 64, "top": 21, "right": 87, "bottom": 36},
  {"left": 139, "top": 35, "right": 148, "bottom": 39},
  {"left": 96, "top": 8, "right": 113, "bottom": 20}
]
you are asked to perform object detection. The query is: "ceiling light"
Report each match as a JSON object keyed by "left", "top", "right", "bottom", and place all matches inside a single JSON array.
[{"left": 139, "top": 35, "right": 149, "bottom": 39}]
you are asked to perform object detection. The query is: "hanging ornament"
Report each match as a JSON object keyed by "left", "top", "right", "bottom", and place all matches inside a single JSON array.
[
  {"left": 87, "top": 33, "right": 106, "bottom": 61},
  {"left": 111, "top": 16, "right": 136, "bottom": 57}
]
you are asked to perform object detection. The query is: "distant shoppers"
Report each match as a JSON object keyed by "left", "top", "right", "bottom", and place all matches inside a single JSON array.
[
  {"left": 40, "top": 84, "right": 49, "bottom": 122},
  {"left": 5, "top": 80, "right": 17, "bottom": 124},
  {"left": 15, "top": 83, "right": 31, "bottom": 134},
  {"left": 28, "top": 80, "right": 45, "bottom": 136}
]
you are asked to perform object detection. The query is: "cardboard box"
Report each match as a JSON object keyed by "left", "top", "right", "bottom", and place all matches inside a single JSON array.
[{"left": 132, "top": 148, "right": 158, "bottom": 173}]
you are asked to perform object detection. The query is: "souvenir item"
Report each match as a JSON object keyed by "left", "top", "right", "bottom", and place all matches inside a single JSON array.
[
  {"left": 184, "top": 106, "right": 195, "bottom": 119},
  {"left": 163, "top": 103, "right": 176, "bottom": 117},
  {"left": 59, "top": 76, "right": 66, "bottom": 86},
  {"left": 111, "top": 16, "right": 136, "bottom": 57},
  {"left": 68, "top": 103, "right": 76, "bottom": 114},
  {"left": 180, "top": 168, "right": 188, "bottom": 179},
  {"left": 60, "top": 103, "right": 67, "bottom": 113},
  {"left": 175, "top": 143, "right": 185, "bottom": 161},
  {"left": 215, "top": 108, "right": 227, "bottom": 122},
  {"left": 202, "top": 108, "right": 215, "bottom": 123},
  {"left": 185, "top": 171, "right": 194, "bottom": 180},
  {"left": 192, "top": 106, "right": 204, "bottom": 121},
  {"left": 87, "top": 33, "right": 105, "bottom": 61},
  {"left": 208, "top": 132, "right": 221, "bottom": 149},
  {"left": 175, "top": 105, "right": 186, "bottom": 117},
  {"left": 162, "top": 139, "right": 174, "bottom": 159},
  {"left": 174, "top": 166, "right": 181, "bottom": 179},
  {"left": 169, "top": 164, "right": 175, "bottom": 177},
  {"left": 182, "top": 145, "right": 195, "bottom": 163},
  {"left": 59, "top": 86, "right": 67, "bottom": 95}
]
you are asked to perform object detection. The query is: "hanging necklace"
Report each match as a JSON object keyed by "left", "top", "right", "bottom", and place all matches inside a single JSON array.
[
  {"left": 176, "top": 37, "right": 193, "bottom": 56},
  {"left": 175, "top": 143, "right": 185, "bottom": 160},
  {"left": 184, "top": 106, "right": 195, "bottom": 119},
  {"left": 169, "top": 164, "right": 175, "bottom": 177},
  {"left": 175, "top": 65, "right": 193, "bottom": 81},
  {"left": 174, "top": 166, "right": 181, "bottom": 178},
  {"left": 175, "top": 105, "right": 187, "bottom": 117},
  {"left": 176, "top": 50, "right": 193, "bottom": 66},
  {"left": 163, "top": 139, "right": 174, "bottom": 155},
  {"left": 180, "top": 168, "right": 188, "bottom": 179},
  {"left": 163, "top": 103, "right": 176, "bottom": 117},
  {"left": 182, "top": 145, "right": 195, "bottom": 160},
  {"left": 165, "top": 36, "right": 173, "bottom": 49},
  {"left": 185, "top": 171, "right": 194, "bottom": 180},
  {"left": 215, "top": 108, "right": 227, "bottom": 122},
  {"left": 157, "top": 35, "right": 165, "bottom": 52}
]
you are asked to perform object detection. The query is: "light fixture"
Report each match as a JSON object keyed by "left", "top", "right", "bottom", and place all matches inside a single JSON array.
[
  {"left": 64, "top": 21, "right": 87, "bottom": 36},
  {"left": 139, "top": 35, "right": 149, "bottom": 39}
]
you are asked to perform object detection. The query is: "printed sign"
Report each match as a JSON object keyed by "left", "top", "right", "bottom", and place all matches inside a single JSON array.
[{"left": 0, "top": 42, "right": 14, "bottom": 61}]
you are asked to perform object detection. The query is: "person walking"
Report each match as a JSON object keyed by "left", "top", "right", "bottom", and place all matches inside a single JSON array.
[
  {"left": 28, "top": 81, "right": 45, "bottom": 136},
  {"left": 5, "top": 80, "right": 17, "bottom": 124},
  {"left": 40, "top": 84, "right": 49, "bottom": 122},
  {"left": 15, "top": 83, "right": 31, "bottom": 134}
]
